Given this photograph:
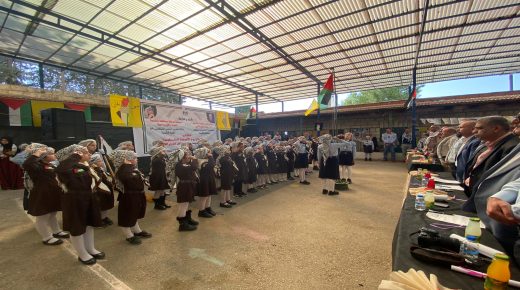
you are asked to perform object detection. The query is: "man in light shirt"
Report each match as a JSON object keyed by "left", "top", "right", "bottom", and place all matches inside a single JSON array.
[
  {"left": 436, "top": 127, "right": 458, "bottom": 163},
  {"left": 382, "top": 128, "right": 397, "bottom": 161}
]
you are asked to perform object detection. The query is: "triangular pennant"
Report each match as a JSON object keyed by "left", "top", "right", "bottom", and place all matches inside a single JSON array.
[
  {"left": 0, "top": 98, "right": 28, "bottom": 110},
  {"left": 65, "top": 103, "right": 88, "bottom": 111}
]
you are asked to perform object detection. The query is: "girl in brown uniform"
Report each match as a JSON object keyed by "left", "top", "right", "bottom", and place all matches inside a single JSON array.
[
  {"left": 89, "top": 154, "right": 115, "bottom": 227},
  {"left": 194, "top": 147, "right": 217, "bottom": 218},
  {"left": 23, "top": 144, "right": 68, "bottom": 245},
  {"left": 110, "top": 150, "right": 152, "bottom": 245},
  {"left": 174, "top": 148, "right": 199, "bottom": 231},
  {"left": 55, "top": 145, "right": 104, "bottom": 265},
  {"left": 148, "top": 146, "right": 170, "bottom": 210}
]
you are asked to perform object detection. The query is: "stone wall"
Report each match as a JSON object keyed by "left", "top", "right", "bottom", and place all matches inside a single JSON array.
[{"left": 0, "top": 84, "right": 108, "bottom": 106}]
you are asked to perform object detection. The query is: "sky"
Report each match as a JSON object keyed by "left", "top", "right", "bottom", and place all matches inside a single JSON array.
[{"left": 182, "top": 73, "right": 520, "bottom": 114}]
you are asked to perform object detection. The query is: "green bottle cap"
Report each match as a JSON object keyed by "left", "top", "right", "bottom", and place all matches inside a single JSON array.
[
  {"left": 470, "top": 217, "right": 480, "bottom": 222},
  {"left": 495, "top": 253, "right": 509, "bottom": 261}
]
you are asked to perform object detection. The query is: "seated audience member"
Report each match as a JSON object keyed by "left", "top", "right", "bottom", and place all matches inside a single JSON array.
[
  {"left": 463, "top": 116, "right": 519, "bottom": 197},
  {"left": 423, "top": 125, "right": 441, "bottom": 155},
  {"left": 436, "top": 127, "right": 458, "bottom": 163},
  {"left": 462, "top": 115, "right": 520, "bottom": 255},
  {"left": 455, "top": 120, "right": 479, "bottom": 183}
]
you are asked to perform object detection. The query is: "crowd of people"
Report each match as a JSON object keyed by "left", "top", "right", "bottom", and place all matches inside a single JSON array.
[
  {"left": 3, "top": 113, "right": 520, "bottom": 265},
  {"left": 412, "top": 114, "right": 520, "bottom": 264},
  {"left": 3, "top": 131, "right": 358, "bottom": 265}
]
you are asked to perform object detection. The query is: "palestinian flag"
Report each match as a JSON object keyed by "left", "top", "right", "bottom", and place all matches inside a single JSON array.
[
  {"left": 304, "top": 73, "right": 334, "bottom": 116},
  {"left": 318, "top": 73, "right": 334, "bottom": 106},
  {"left": 0, "top": 98, "right": 32, "bottom": 126},
  {"left": 65, "top": 103, "right": 92, "bottom": 121}
]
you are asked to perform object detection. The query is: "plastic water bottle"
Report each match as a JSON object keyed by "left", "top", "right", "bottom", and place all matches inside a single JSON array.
[
  {"left": 415, "top": 194, "right": 426, "bottom": 211},
  {"left": 465, "top": 217, "right": 482, "bottom": 243},
  {"left": 461, "top": 235, "right": 480, "bottom": 264}
]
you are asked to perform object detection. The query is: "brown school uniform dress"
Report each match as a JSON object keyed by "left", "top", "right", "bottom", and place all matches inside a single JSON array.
[
  {"left": 219, "top": 155, "right": 236, "bottom": 190},
  {"left": 175, "top": 159, "right": 198, "bottom": 203},
  {"left": 93, "top": 166, "right": 115, "bottom": 211},
  {"left": 55, "top": 154, "right": 102, "bottom": 236},
  {"left": 116, "top": 164, "right": 147, "bottom": 227},
  {"left": 196, "top": 157, "right": 217, "bottom": 197},
  {"left": 23, "top": 155, "right": 62, "bottom": 216},
  {"left": 148, "top": 156, "right": 170, "bottom": 191}
]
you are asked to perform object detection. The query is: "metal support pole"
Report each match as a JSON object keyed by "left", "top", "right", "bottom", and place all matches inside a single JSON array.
[
  {"left": 209, "top": 101, "right": 212, "bottom": 110},
  {"left": 255, "top": 94, "right": 259, "bottom": 123},
  {"left": 281, "top": 101, "right": 284, "bottom": 112},
  {"left": 139, "top": 85, "right": 143, "bottom": 99},
  {"left": 410, "top": 85, "right": 417, "bottom": 149},
  {"left": 510, "top": 74, "right": 514, "bottom": 91},
  {"left": 316, "top": 83, "right": 321, "bottom": 137},
  {"left": 38, "top": 62, "right": 44, "bottom": 89}
]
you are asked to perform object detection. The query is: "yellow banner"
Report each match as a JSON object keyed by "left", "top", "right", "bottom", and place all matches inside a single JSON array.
[
  {"left": 109, "top": 95, "right": 142, "bottom": 127},
  {"left": 216, "top": 111, "right": 231, "bottom": 130},
  {"left": 31, "top": 100, "right": 64, "bottom": 127}
]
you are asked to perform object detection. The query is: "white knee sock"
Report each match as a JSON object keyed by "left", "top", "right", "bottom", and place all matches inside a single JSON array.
[
  {"left": 226, "top": 190, "right": 232, "bottom": 201},
  {"left": 346, "top": 166, "right": 352, "bottom": 179},
  {"left": 121, "top": 227, "right": 134, "bottom": 238},
  {"left": 328, "top": 179, "right": 336, "bottom": 192},
  {"left": 83, "top": 226, "right": 101, "bottom": 255},
  {"left": 321, "top": 178, "right": 327, "bottom": 190},
  {"left": 71, "top": 234, "right": 93, "bottom": 261},
  {"left": 101, "top": 210, "right": 108, "bottom": 219},
  {"left": 177, "top": 202, "right": 189, "bottom": 217},
  {"left": 205, "top": 196, "right": 211, "bottom": 208},
  {"left": 47, "top": 212, "right": 63, "bottom": 234},
  {"left": 34, "top": 214, "right": 54, "bottom": 241},
  {"left": 199, "top": 197, "right": 208, "bottom": 210},
  {"left": 220, "top": 190, "right": 227, "bottom": 203},
  {"left": 131, "top": 222, "right": 142, "bottom": 234}
]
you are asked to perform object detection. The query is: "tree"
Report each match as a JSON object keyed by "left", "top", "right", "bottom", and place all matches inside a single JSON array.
[{"left": 341, "top": 85, "right": 422, "bottom": 106}]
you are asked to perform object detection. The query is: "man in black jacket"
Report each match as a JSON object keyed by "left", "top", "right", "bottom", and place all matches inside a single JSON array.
[{"left": 463, "top": 116, "right": 519, "bottom": 199}]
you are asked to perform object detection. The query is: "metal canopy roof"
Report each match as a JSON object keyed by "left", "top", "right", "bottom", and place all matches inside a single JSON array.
[{"left": 0, "top": 0, "right": 519, "bottom": 107}]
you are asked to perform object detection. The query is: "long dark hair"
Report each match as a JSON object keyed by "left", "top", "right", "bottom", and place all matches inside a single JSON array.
[{"left": 1, "top": 136, "right": 13, "bottom": 153}]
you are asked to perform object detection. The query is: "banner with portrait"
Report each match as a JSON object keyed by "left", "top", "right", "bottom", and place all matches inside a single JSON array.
[{"left": 140, "top": 101, "right": 217, "bottom": 153}]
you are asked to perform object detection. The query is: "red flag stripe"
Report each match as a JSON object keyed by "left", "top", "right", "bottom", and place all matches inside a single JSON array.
[{"left": 322, "top": 73, "right": 334, "bottom": 91}]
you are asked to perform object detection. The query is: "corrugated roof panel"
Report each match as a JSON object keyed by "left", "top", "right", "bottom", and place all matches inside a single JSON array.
[
  {"left": 19, "top": 46, "right": 53, "bottom": 59},
  {"left": 137, "top": 9, "right": 176, "bottom": 32},
  {"left": 49, "top": 53, "right": 79, "bottom": 65},
  {"left": 199, "top": 44, "right": 232, "bottom": 58},
  {"left": 30, "top": 24, "right": 75, "bottom": 43},
  {"left": 164, "top": 44, "right": 195, "bottom": 58},
  {"left": 51, "top": 0, "right": 100, "bottom": 23},
  {"left": 204, "top": 23, "right": 244, "bottom": 42},
  {"left": 212, "top": 64, "right": 235, "bottom": 73},
  {"left": 91, "top": 45, "right": 127, "bottom": 59},
  {"left": 185, "top": 9, "right": 224, "bottom": 31},
  {"left": 90, "top": 10, "right": 130, "bottom": 33},
  {"left": 107, "top": 0, "right": 152, "bottom": 22},
  {"left": 223, "top": 34, "right": 257, "bottom": 50},
  {"left": 183, "top": 35, "right": 217, "bottom": 52},
  {"left": 162, "top": 22, "right": 197, "bottom": 41},
  {"left": 145, "top": 34, "right": 175, "bottom": 50},
  {"left": 158, "top": 0, "right": 207, "bottom": 21},
  {"left": 183, "top": 51, "right": 211, "bottom": 63},
  {"left": 118, "top": 24, "right": 156, "bottom": 42}
]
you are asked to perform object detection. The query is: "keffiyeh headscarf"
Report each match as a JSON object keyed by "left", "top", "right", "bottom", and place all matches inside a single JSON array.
[
  {"left": 194, "top": 147, "right": 210, "bottom": 159},
  {"left": 109, "top": 150, "right": 137, "bottom": 173},
  {"left": 55, "top": 145, "right": 88, "bottom": 162},
  {"left": 116, "top": 141, "right": 133, "bottom": 150},
  {"left": 78, "top": 139, "right": 96, "bottom": 148},
  {"left": 244, "top": 146, "right": 254, "bottom": 157},
  {"left": 319, "top": 134, "right": 332, "bottom": 161},
  {"left": 212, "top": 140, "right": 223, "bottom": 147},
  {"left": 26, "top": 143, "right": 47, "bottom": 155},
  {"left": 148, "top": 146, "right": 165, "bottom": 160},
  {"left": 89, "top": 153, "right": 103, "bottom": 165}
]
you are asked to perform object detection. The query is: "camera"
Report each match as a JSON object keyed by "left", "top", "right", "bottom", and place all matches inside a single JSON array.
[{"left": 417, "top": 227, "right": 461, "bottom": 252}]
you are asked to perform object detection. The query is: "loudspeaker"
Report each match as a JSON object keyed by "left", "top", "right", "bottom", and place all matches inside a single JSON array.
[
  {"left": 41, "top": 108, "right": 86, "bottom": 140},
  {"left": 241, "top": 124, "right": 259, "bottom": 137}
]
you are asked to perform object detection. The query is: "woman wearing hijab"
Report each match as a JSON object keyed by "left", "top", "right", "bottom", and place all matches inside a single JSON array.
[
  {"left": 23, "top": 144, "right": 68, "bottom": 245},
  {"left": 173, "top": 148, "right": 199, "bottom": 231},
  {"left": 89, "top": 154, "right": 115, "bottom": 227},
  {"left": 110, "top": 150, "right": 152, "bottom": 244},
  {"left": 0, "top": 136, "right": 24, "bottom": 189},
  {"left": 215, "top": 145, "right": 237, "bottom": 208},
  {"left": 194, "top": 147, "right": 217, "bottom": 218},
  {"left": 317, "top": 135, "right": 345, "bottom": 196},
  {"left": 55, "top": 145, "right": 104, "bottom": 265},
  {"left": 148, "top": 146, "right": 170, "bottom": 210}
]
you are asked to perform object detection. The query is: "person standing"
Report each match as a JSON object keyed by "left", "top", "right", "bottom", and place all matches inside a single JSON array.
[
  {"left": 294, "top": 136, "right": 310, "bottom": 185},
  {"left": 254, "top": 145, "right": 269, "bottom": 189},
  {"left": 318, "top": 135, "right": 344, "bottom": 195},
  {"left": 363, "top": 135, "right": 374, "bottom": 161},
  {"left": 436, "top": 127, "right": 458, "bottom": 163},
  {"left": 285, "top": 145, "right": 296, "bottom": 181},
  {"left": 148, "top": 146, "right": 170, "bottom": 210},
  {"left": 110, "top": 150, "right": 152, "bottom": 244},
  {"left": 231, "top": 142, "right": 247, "bottom": 197},
  {"left": 55, "top": 145, "right": 104, "bottom": 265},
  {"left": 401, "top": 128, "right": 412, "bottom": 159},
  {"left": 23, "top": 144, "right": 68, "bottom": 245},
  {"left": 215, "top": 145, "right": 237, "bottom": 208},
  {"left": 244, "top": 147, "right": 258, "bottom": 193},
  {"left": 382, "top": 128, "right": 397, "bottom": 161},
  {"left": 338, "top": 133, "right": 356, "bottom": 184},
  {"left": 194, "top": 147, "right": 217, "bottom": 218},
  {"left": 89, "top": 154, "right": 115, "bottom": 227},
  {"left": 0, "top": 136, "right": 24, "bottom": 190}
]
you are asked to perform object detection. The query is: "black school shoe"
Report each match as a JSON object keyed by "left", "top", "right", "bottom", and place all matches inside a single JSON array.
[
  {"left": 198, "top": 210, "right": 213, "bottom": 218},
  {"left": 134, "top": 231, "right": 152, "bottom": 238},
  {"left": 328, "top": 191, "right": 339, "bottom": 195},
  {"left": 205, "top": 207, "right": 217, "bottom": 216},
  {"left": 347, "top": 179, "right": 352, "bottom": 184},
  {"left": 227, "top": 200, "right": 237, "bottom": 205},
  {"left": 219, "top": 202, "right": 232, "bottom": 208},
  {"left": 300, "top": 181, "right": 310, "bottom": 185},
  {"left": 322, "top": 189, "right": 328, "bottom": 195},
  {"left": 53, "top": 231, "right": 70, "bottom": 239},
  {"left": 126, "top": 236, "right": 142, "bottom": 245},
  {"left": 101, "top": 217, "right": 113, "bottom": 227},
  {"left": 42, "top": 238, "right": 63, "bottom": 246},
  {"left": 78, "top": 257, "right": 96, "bottom": 265},
  {"left": 89, "top": 252, "right": 106, "bottom": 260}
]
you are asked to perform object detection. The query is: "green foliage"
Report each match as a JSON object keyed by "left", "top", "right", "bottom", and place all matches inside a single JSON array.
[{"left": 341, "top": 85, "right": 422, "bottom": 106}]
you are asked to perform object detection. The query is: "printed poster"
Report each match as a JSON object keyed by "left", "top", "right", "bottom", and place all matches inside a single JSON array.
[
  {"left": 109, "top": 94, "right": 142, "bottom": 127},
  {"left": 31, "top": 100, "right": 64, "bottom": 127},
  {"left": 141, "top": 101, "right": 217, "bottom": 152}
]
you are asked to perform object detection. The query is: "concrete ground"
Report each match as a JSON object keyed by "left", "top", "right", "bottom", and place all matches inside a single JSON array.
[{"left": 0, "top": 161, "right": 407, "bottom": 290}]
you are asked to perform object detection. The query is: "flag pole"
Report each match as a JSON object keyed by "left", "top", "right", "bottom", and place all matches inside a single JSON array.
[{"left": 332, "top": 68, "right": 337, "bottom": 136}]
